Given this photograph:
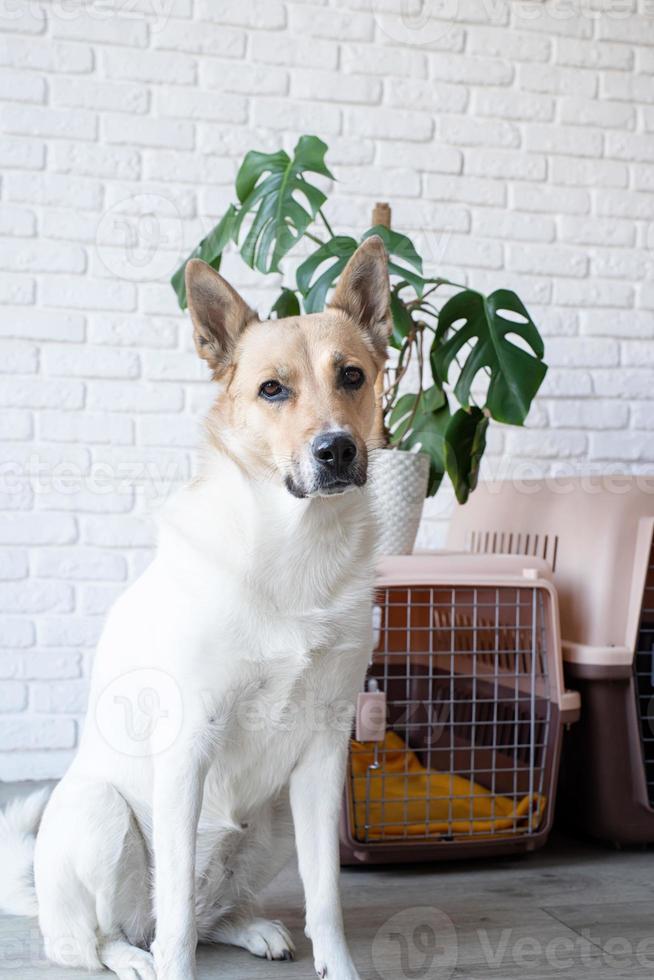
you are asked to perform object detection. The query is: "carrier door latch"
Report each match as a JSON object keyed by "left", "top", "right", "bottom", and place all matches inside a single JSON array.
[{"left": 356, "top": 679, "right": 387, "bottom": 742}]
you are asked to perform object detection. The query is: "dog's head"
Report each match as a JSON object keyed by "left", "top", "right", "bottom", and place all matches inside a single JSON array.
[{"left": 185, "top": 237, "right": 391, "bottom": 498}]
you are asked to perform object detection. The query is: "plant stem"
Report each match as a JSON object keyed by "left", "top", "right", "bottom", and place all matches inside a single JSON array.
[
  {"left": 319, "top": 209, "right": 335, "bottom": 239},
  {"left": 304, "top": 230, "right": 326, "bottom": 247}
]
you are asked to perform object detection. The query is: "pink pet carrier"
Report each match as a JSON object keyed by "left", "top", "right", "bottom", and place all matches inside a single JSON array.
[
  {"left": 340, "top": 553, "right": 579, "bottom": 864},
  {"left": 447, "top": 476, "right": 654, "bottom": 846}
]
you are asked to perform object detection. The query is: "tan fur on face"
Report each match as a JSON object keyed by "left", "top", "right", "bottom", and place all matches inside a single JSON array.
[{"left": 186, "top": 237, "right": 391, "bottom": 496}]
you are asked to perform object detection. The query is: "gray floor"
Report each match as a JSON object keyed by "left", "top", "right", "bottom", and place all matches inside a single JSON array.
[{"left": 2, "top": 783, "right": 654, "bottom": 978}]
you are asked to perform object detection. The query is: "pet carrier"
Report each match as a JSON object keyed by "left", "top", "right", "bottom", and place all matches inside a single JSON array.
[
  {"left": 340, "top": 553, "right": 579, "bottom": 864},
  {"left": 447, "top": 476, "right": 654, "bottom": 846}
]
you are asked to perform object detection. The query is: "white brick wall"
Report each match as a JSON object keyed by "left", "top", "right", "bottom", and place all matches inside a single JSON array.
[{"left": 1, "top": 0, "right": 653, "bottom": 779}]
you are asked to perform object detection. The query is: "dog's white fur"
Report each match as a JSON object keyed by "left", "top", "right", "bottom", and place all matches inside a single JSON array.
[{"left": 1, "top": 241, "right": 390, "bottom": 980}]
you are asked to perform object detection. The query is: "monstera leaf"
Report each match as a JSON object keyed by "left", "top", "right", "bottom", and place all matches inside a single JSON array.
[
  {"left": 233, "top": 135, "right": 333, "bottom": 274},
  {"left": 444, "top": 407, "right": 489, "bottom": 504},
  {"left": 297, "top": 225, "right": 425, "bottom": 315},
  {"left": 391, "top": 387, "right": 451, "bottom": 498},
  {"left": 270, "top": 287, "right": 301, "bottom": 319},
  {"left": 296, "top": 236, "right": 358, "bottom": 313},
  {"left": 171, "top": 205, "right": 238, "bottom": 310},
  {"left": 431, "top": 289, "right": 547, "bottom": 426}
]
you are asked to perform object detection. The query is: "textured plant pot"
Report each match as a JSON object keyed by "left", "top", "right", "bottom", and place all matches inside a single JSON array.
[{"left": 368, "top": 448, "right": 430, "bottom": 556}]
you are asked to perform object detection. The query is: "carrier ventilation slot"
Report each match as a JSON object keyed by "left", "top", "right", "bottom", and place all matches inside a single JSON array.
[{"left": 467, "top": 529, "right": 559, "bottom": 572}]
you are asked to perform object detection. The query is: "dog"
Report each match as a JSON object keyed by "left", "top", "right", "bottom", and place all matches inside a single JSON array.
[{"left": 0, "top": 236, "right": 392, "bottom": 980}]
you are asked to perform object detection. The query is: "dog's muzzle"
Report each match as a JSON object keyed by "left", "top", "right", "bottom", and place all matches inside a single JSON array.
[{"left": 284, "top": 431, "right": 367, "bottom": 498}]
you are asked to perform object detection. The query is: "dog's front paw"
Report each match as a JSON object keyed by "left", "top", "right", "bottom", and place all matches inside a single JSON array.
[
  {"left": 312, "top": 938, "right": 361, "bottom": 980},
  {"left": 151, "top": 937, "right": 197, "bottom": 980}
]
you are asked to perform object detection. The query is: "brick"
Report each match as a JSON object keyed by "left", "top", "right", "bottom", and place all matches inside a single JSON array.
[
  {"left": 347, "top": 104, "right": 431, "bottom": 141},
  {"left": 592, "top": 250, "right": 648, "bottom": 281},
  {"left": 0, "top": 682, "right": 27, "bottom": 712},
  {"left": 519, "top": 62, "right": 597, "bottom": 97},
  {"left": 251, "top": 32, "right": 338, "bottom": 69},
  {"left": 291, "top": 68, "right": 381, "bottom": 105},
  {"left": 152, "top": 18, "right": 245, "bottom": 57},
  {"left": 289, "top": 5, "right": 373, "bottom": 41},
  {"left": 632, "top": 403, "right": 654, "bottom": 429},
  {"left": 87, "top": 380, "right": 183, "bottom": 412},
  {"left": 607, "top": 131, "right": 654, "bottom": 163},
  {"left": 0, "top": 239, "right": 86, "bottom": 274},
  {"left": 143, "top": 351, "right": 208, "bottom": 382},
  {"left": 440, "top": 115, "right": 520, "bottom": 148},
  {"left": 425, "top": 173, "right": 506, "bottom": 207},
  {"left": 465, "top": 149, "right": 546, "bottom": 181},
  {"left": 338, "top": 165, "right": 420, "bottom": 197},
  {"left": 200, "top": 60, "right": 288, "bottom": 97},
  {"left": 196, "top": 0, "right": 286, "bottom": 28},
  {"left": 590, "top": 432, "right": 654, "bottom": 461},
  {"left": 505, "top": 429, "right": 588, "bottom": 458},
  {"left": 0, "top": 37, "right": 93, "bottom": 72},
  {"left": 51, "top": 140, "right": 141, "bottom": 180},
  {"left": 0, "top": 617, "right": 34, "bottom": 648},
  {"left": 377, "top": 141, "right": 462, "bottom": 174},
  {"left": 0, "top": 275, "right": 35, "bottom": 304},
  {"left": 35, "top": 487, "right": 134, "bottom": 516},
  {"left": 386, "top": 78, "right": 468, "bottom": 114},
  {"left": 6, "top": 172, "right": 102, "bottom": 209},
  {"left": 429, "top": 53, "right": 513, "bottom": 86},
  {"left": 469, "top": 27, "right": 551, "bottom": 62},
  {"left": 581, "top": 310, "right": 654, "bottom": 338},
  {"left": 474, "top": 209, "right": 555, "bottom": 243},
  {"left": 89, "top": 315, "right": 178, "bottom": 349},
  {"left": 79, "top": 584, "right": 123, "bottom": 616},
  {"left": 1, "top": 103, "right": 97, "bottom": 141},
  {"left": 50, "top": 14, "right": 148, "bottom": 47},
  {"left": 507, "top": 245, "right": 588, "bottom": 278},
  {"left": 0, "top": 749, "right": 75, "bottom": 781},
  {"left": 602, "top": 70, "right": 654, "bottom": 103},
  {"left": 556, "top": 37, "right": 633, "bottom": 70},
  {"left": 103, "top": 113, "right": 194, "bottom": 150},
  {"left": 51, "top": 76, "right": 149, "bottom": 114},
  {"left": 40, "top": 276, "right": 136, "bottom": 312},
  {"left": 0, "top": 341, "right": 38, "bottom": 374},
  {"left": 622, "top": 341, "right": 654, "bottom": 366},
  {"left": 474, "top": 88, "right": 555, "bottom": 122},
  {"left": 12, "top": 650, "right": 81, "bottom": 680},
  {"left": 540, "top": 370, "right": 593, "bottom": 397},
  {"left": 511, "top": 184, "right": 590, "bottom": 215},
  {"left": 0, "top": 3, "right": 45, "bottom": 34},
  {"left": 254, "top": 99, "right": 342, "bottom": 136},
  {"left": 0, "top": 137, "right": 45, "bottom": 170},
  {"left": 597, "top": 190, "right": 654, "bottom": 220},
  {"left": 0, "top": 717, "right": 76, "bottom": 751},
  {"left": 0, "top": 377, "right": 84, "bottom": 409},
  {"left": 0, "top": 549, "right": 28, "bottom": 579},
  {"left": 0, "top": 408, "right": 32, "bottom": 441},
  {"left": 561, "top": 97, "right": 635, "bottom": 129},
  {"left": 551, "top": 157, "right": 628, "bottom": 189},
  {"left": 554, "top": 279, "right": 634, "bottom": 309},
  {"left": 39, "top": 411, "right": 134, "bottom": 445},
  {"left": 153, "top": 88, "right": 247, "bottom": 123},
  {"left": 0, "top": 68, "right": 45, "bottom": 103},
  {"left": 0, "top": 204, "right": 36, "bottom": 236},
  {"left": 103, "top": 46, "right": 197, "bottom": 84},
  {"left": 43, "top": 345, "right": 140, "bottom": 380},
  {"left": 560, "top": 214, "right": 634, "bottom": 247},
  {"left": 341, "top": 43, "right": 427, "bottom": 77},
  {"left": 0, "top": 580, "right": 73, "bottom": 614},
  {"left": 524, "top": 123, "right": 603, "bottom": 158},
  {"left": 550, "top": 400, "right": 629, "bottom": 429},
  {"left": 514, "top": 3, "right": 593, "bottom": 38},
  {"left": 32, "top": 679, "right": 89, "bottom": 713},
  {"left": 35, "top": 548, "right": 126, "bottom": 582},
  {"left": 594, "top": 370, "right": 654, "bottom": 398},
  {"left": 0, "top": 309, "right": 85, "bottom": 343}
]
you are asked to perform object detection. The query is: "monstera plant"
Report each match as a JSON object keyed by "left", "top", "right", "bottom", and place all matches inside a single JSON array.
[{"left": 172, "top": 135, "right": 546, "bottom": 518}]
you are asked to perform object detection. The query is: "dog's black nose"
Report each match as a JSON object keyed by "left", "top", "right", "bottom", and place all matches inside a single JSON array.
[{"left": 312, "top": 432, "right": 357, "bottom": 478}]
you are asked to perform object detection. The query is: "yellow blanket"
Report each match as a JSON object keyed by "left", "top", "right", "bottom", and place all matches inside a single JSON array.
[{"left": 350, "top": 730, "right": 545, "bottom": 840}]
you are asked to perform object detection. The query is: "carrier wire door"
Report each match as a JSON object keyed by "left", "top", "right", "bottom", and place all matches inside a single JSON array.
[{"left": 340, "top": 555, "right": 579, "bottom": 864}]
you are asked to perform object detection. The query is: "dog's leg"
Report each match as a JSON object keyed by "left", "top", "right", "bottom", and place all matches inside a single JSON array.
[
  {"left": 290, "top": 732, "right": 360, "bottom": 980},
  {"left": 151, "top": 744, "right": 208, "bottom": 980}
]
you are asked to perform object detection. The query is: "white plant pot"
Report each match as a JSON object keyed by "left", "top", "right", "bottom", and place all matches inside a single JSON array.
[{"left": 368, "top": 448, "right": 430, "bottom": 556}]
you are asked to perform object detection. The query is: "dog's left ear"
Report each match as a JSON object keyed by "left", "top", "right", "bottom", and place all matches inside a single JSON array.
[
  {"left": 329, "top": 236, "right": 391, "bottom": 359},
  {"left": 185, "top": 259, "right": 259, "bottom": 378}
]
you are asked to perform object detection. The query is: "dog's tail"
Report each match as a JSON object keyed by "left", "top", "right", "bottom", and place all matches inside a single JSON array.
[{"left": 0, "top": 787, "right": 51, "bottom": 916}]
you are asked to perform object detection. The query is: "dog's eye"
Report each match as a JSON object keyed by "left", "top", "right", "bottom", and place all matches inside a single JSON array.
[
  {"left": 259, "top": 380, "right": 288, "bottom": 401},
  {"left": 342, "top": 366, "right": 365, "bottom": 390}
]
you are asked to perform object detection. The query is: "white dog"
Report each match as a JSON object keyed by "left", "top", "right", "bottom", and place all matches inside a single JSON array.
[{"left": 0, "top": 237, "right": 392, "bottom": 980}]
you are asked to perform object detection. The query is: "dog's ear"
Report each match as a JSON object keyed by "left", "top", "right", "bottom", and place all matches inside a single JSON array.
[
  {"left": 185, "top": 259, "right": 259, "bottom": 378},
  {"left": 329, "top": 236, "right": 391, "bottom": 359}
]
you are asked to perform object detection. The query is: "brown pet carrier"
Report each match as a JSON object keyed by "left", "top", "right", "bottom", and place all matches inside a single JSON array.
[
  {"left": 447, "top": 476, "right": 654, "bottom": 846},
  {"left": 340, "top": 553, "right": 579, "bottom": 864}
]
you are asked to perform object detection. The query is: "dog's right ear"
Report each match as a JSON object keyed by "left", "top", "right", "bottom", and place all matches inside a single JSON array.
[{"left": 185, "top": 259, "right": 259, "bottom": 378}]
